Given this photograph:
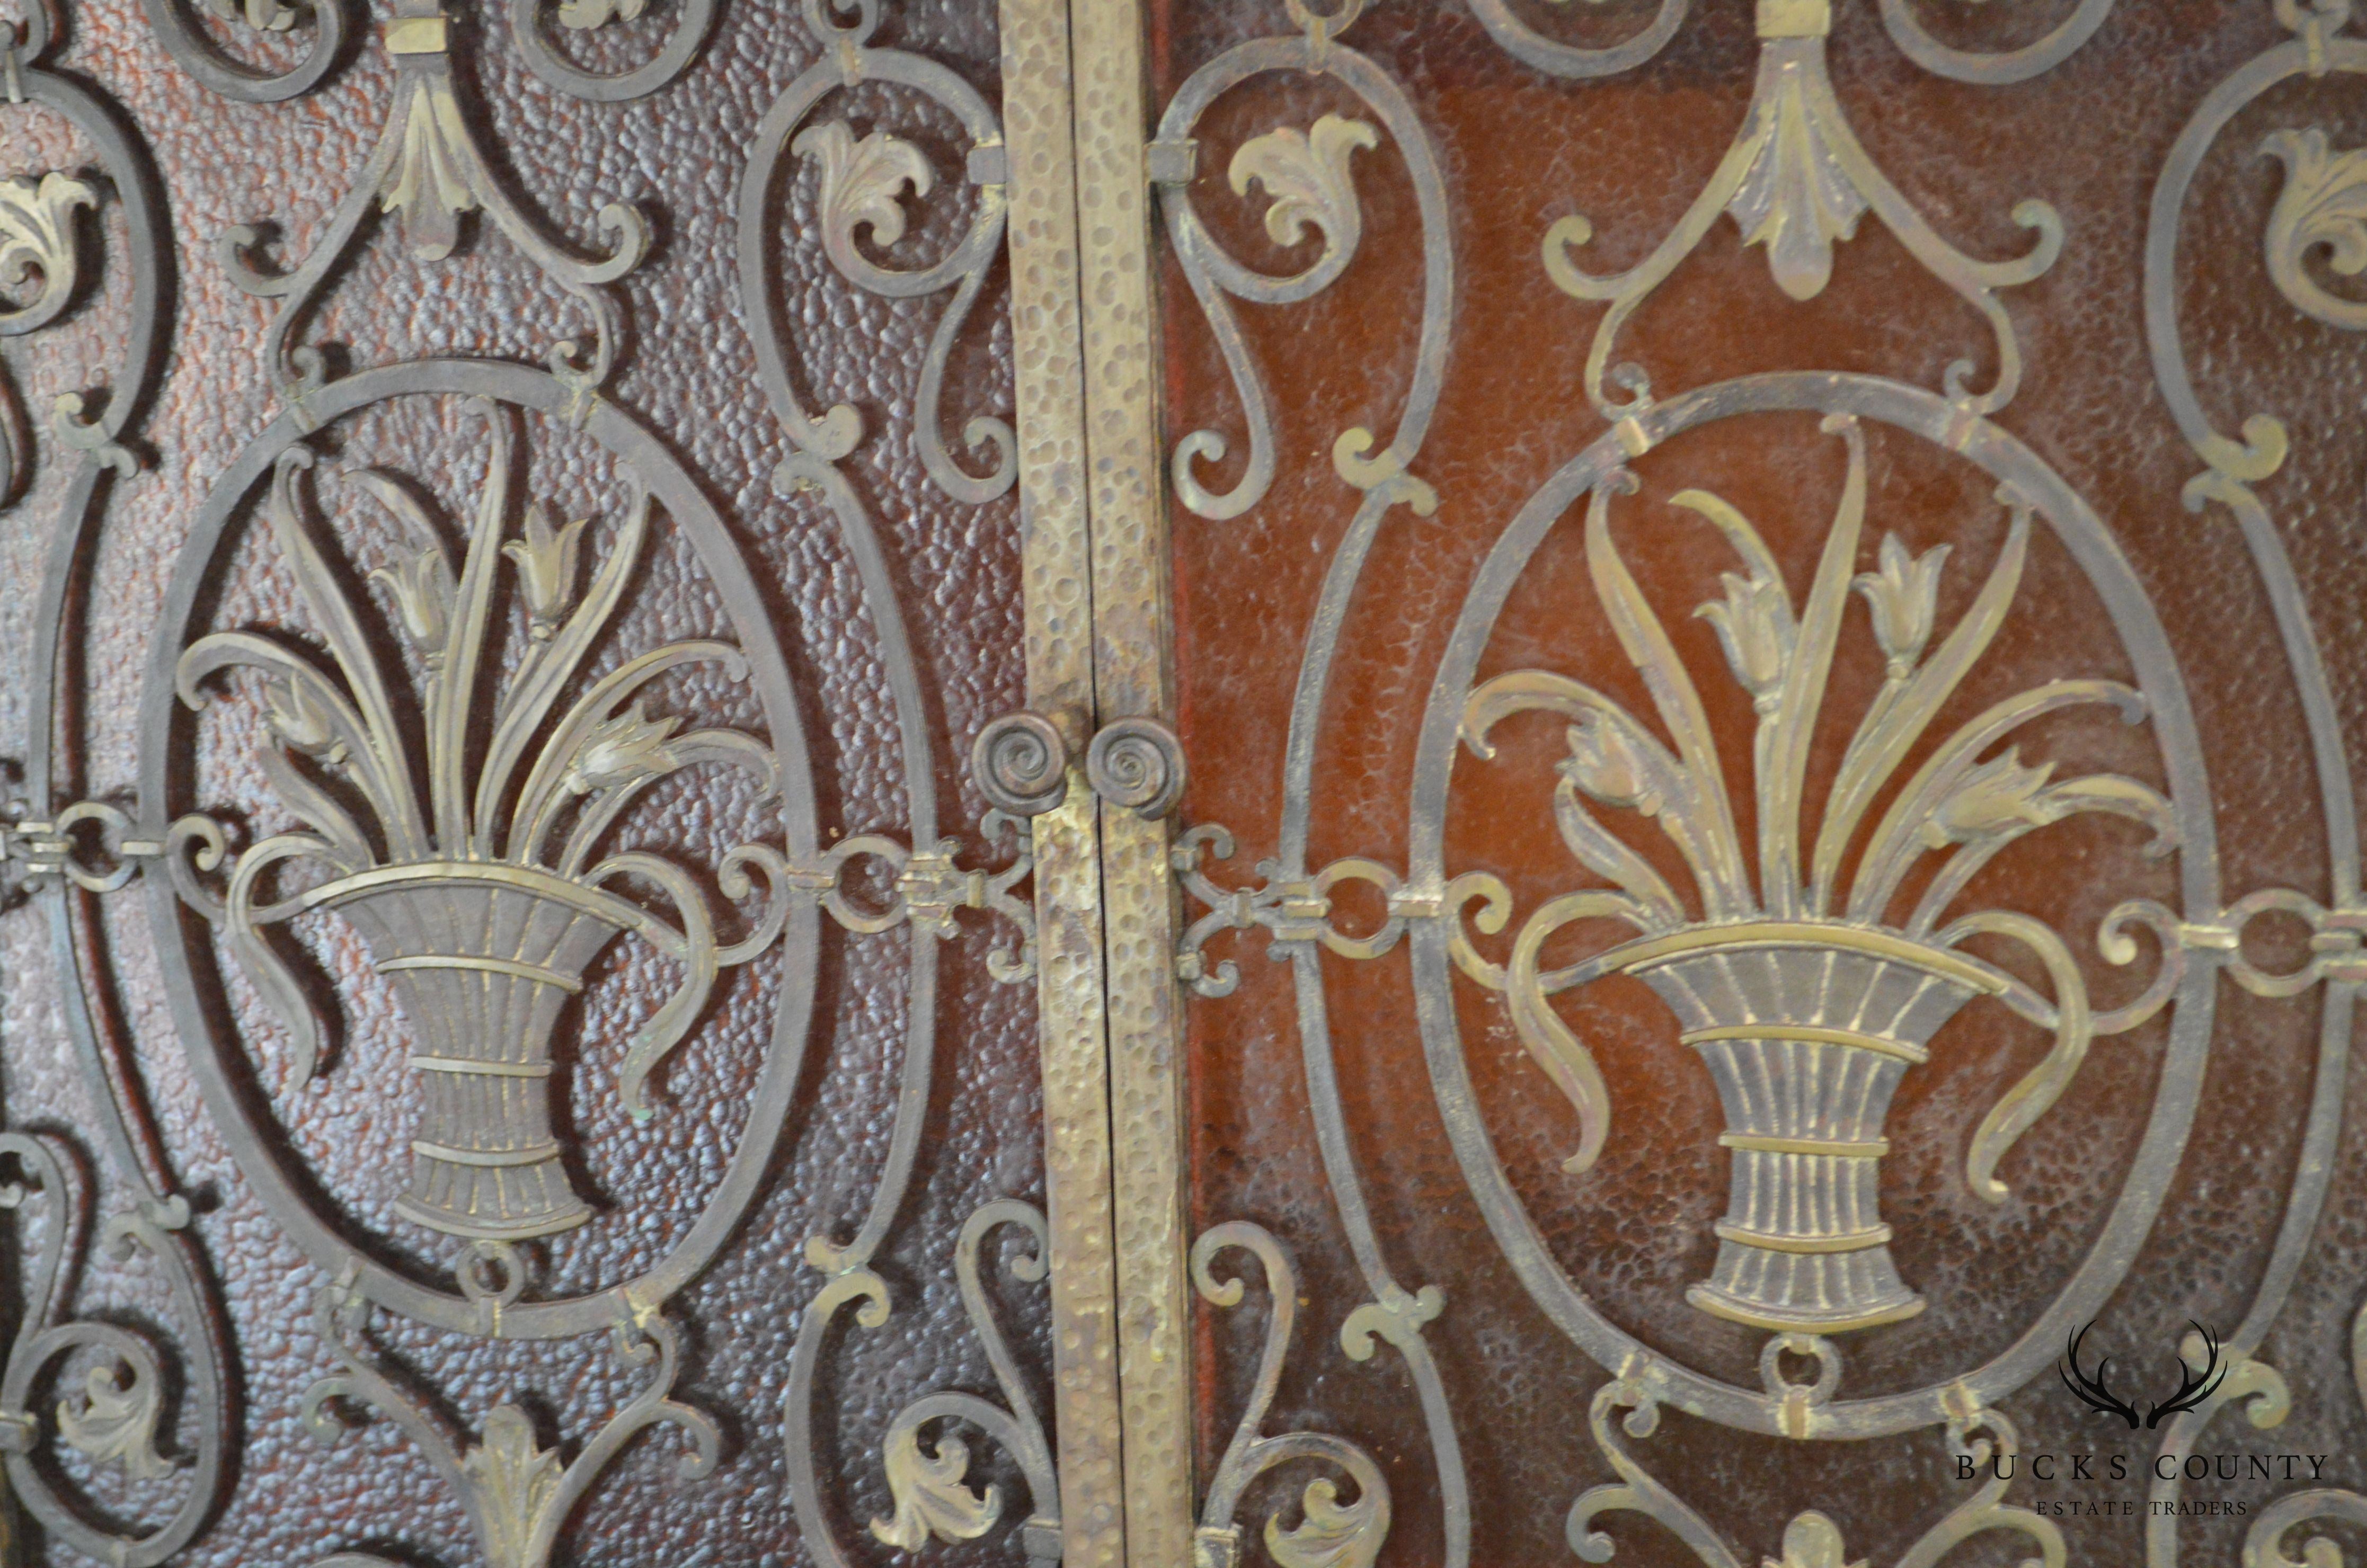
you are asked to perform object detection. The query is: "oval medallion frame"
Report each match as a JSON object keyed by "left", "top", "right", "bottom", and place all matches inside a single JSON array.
[
  {"left": 1406, "top": 370, "right": 2221, "bottom": 1438},
  {"left": 138, "top": 359, "right": 822, "bottom": 1340}
]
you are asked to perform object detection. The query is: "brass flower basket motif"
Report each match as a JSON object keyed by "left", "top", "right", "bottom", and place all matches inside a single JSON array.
[
  {"left": 181, "top": 402, "right": 781, "bottom": 1245},
  {"left": 1465, "top": 416, "right": 2175, "bottom": 1334},
  {"left": 321, "top": 869, "right": 625, "bottom": 1240}
]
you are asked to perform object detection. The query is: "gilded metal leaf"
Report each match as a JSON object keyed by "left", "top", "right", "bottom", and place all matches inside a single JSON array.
[
  {"left": 0, "top": 173, "right": 98, "bottom": 334},
  {"left": 556, "top": 0, "right": 646, "bottom": 29},
  {"left": 503, "top": 504, "right": 589, "bottom": 636},
  {"left": 1228, "top": 114, "right": 1379, "bottom": 251},
  {"left": 871, "top": 1424, "right": 1001, "bottom": 1549},
  {"left": 2262, "top": 126, "right": 2367, "bottom": 331},
  {"left": 1852, "top": 532, "right": 1949, "bottom": 673},
  {"left": 459, "top": 1405, "right": 565, "bottom": 1568},
  {"left": 1265, "top": 1478, "right": 1384, "bottom": 1568},
  {"left": 368, "top": 546, "right": 457, "bottom": 657},
  {"left": 1563, "top": 708, "right": 1665, "bottom": 816},
  {"left": 264, "top": 679, "right": 350, "bottom": 763},
  {"left": 1697, "top": 567, "right": 1796, "bottom": 706},
  {"left": 56, "top": 1362, "right": 176, "bottom": 1481},
  {"left": 565, "top": 702, "right": 685, "bottom": 793},
  {"left": 1762, "top": 1511, "right": 1866, "bottom": 1568},
  {"left": 377, "top": 78, "right": 480, "bottom": 262},
  {"left": 1921, "top": 747, "right": 2059, "bottom": 847},
  {"left": 795, "top": 121, "right": 935, "bottom": 254},
  {"left": 1726, "top": 60, "right": 1867, "bottom": 301}
]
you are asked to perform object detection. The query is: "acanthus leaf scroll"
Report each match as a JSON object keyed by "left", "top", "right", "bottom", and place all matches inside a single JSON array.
[
  {"left": 1191, "top": 1223, "right": 1393, "bottom": 1568},
  {"left": 868, "top": 1200, "right": 1062, "bottom": 1565},
  {"left": 0, "top": 172, "right": 97, "bottom": 340},
  {"left": 301, "top": 1279, "right": 720, "bottom": 1568}
]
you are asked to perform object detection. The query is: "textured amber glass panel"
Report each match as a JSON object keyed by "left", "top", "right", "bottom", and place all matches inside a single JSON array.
[
  {"left": 1154, "top": 3, "right": 2367, "bottom": 1565},
  {"left": 0, "top": 2, "right": 1047, "bottom": 1564}
]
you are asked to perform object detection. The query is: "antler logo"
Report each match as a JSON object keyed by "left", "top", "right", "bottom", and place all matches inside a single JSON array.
[{"left": 2058, "top": 1321, "right": 2229, "bottom": 1428}]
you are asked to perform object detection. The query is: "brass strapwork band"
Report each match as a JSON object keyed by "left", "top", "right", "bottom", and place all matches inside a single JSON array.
[
  {"left": 409, "top": 1057, "right": 555, "bottom": 1080},
  {"left": 412, "top": 1139, "right": 564, "bottom": 1169},
  {"left": 1719, "top": 1133, "right": 1892, "bottom": 1159},
  {"left": 1683, "top": 1023, "right": 1931, "bottom": 1066},
  {"left": 1690, "top": 1294, "right": 1929, "bottom": 1338},
  {"left": 382, "top": 15, "right": 448, "bottom": 54},
  {"left": 377, "top": 955, "right": 584, "bottom": 993},
  {"left": 1715, "top": 1221, "right": 1896, "bottom": 1255},
  {"left": 1756, "top": 0, "right": 1829, "bottom": 39}
]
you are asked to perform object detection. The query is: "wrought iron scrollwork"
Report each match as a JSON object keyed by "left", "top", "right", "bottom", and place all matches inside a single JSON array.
[
  {"left": 140, "top": 0, "right": 348, "bottom": 103},
  {"left": 0, "top": 1137, "right": 227, "bottom": 1567},
  {"left": 1470, "top": 0, "right": 2112, "bottom": 89},
  {"left": 146, "top": 0, "right": 708, "bottom": 105},
  {"left": 1171, "top": 825, "right": 1415, "bottom": 998},
  {"left": 215, "top": 6, "right": 652, "bottom": 416},
  {"left": 867, "top": 1200, "right": 1061, "bottom": 1564},
  {"left": 2, "top": 9, "right": 164, "bottom": 504},
  {"left": 0, "top": 11, "right": 233, "bottom": 1565},
  {"left": 1088, "top": 717, "right": 1187, "bottom": 821},
  {"left": 508, "top": 0, "right": 720, "bottom": 102},
  {"left": 1159, "top": 0, "right": 2360, "bottom": 1561},
  {"left": 1568, "top": 1370, "right": 2065, "bottom": 1566},
  {"left": 1877, "top": 0, "right": 2116, "bottom": 85},
  {"left": 303, "top": 1280, "right": 720, "bottom": 1568},
  {"left": 738, "top": 10, "right": 1049, "bottom": 1568},
  {"left": 1541, "top": 0, "right": 2062, "bottom": 418},
  {"left": 791, "top": 819, "right": 1038, "bottom": 982},
  {"left": 0, "top": 145, "right": 111, "bottom": 506},
  {"left": 1192, "top": 1223, "right": 1393, "bottom": 1568},
  {"left": 973, "top": 710, "right": 1074, "bottom": 818},
  {"left": 1462, "top": 0, "right": 1690, "bottom": 80},
  {"left": 743, "top": 0, "right": 1016, "bottom": 509},
  {"left": 2242, "top": 1300, "right": 2361, "bottom": 1566},
  {"left": 45, "top": 0, "right": 1046, "bottom": 1549},
  {"left": 0, "top": 171, "right": 95, "bottom": 345},
  {"left": 1150, "top": 0, "right": 1451, "bottom": 522},
  {"left": 1146, "top": 4, "right": 1473, "bottom": 1558},
  {"left": 2135, "top": 3, "right": 2367, "bottom": 1554}
]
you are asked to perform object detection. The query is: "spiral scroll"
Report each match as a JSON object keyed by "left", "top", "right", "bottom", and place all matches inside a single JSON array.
[
  {"left": 1087, "top": 718, "right": 1187, "bottom": 821},
  {"left": 972, "top": 711, "right": 1072, "bottom": 817}
]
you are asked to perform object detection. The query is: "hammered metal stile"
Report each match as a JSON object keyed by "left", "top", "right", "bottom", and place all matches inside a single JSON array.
[
  {"left": 999, "top": 1, "right": 1131, "bottom": 1562},
  {"left": 1070, "top": 5, "right": 1201, "bottom": 1567}
]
